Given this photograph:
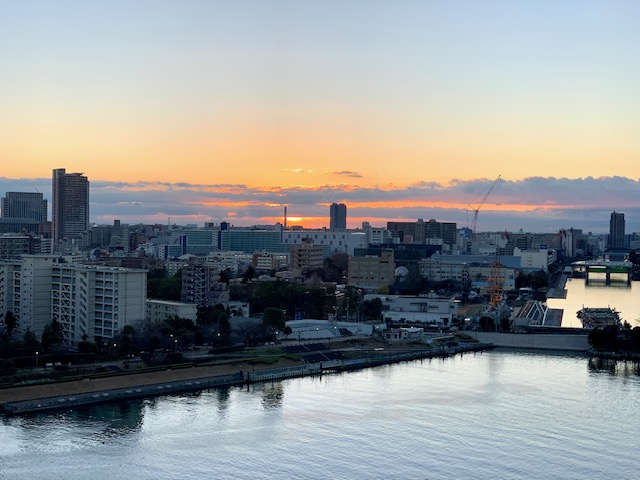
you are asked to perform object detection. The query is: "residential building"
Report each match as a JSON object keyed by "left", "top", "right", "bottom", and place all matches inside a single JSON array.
[
  {"left": 282, "top": 229, "right": 367, "bottom": 256},
  {"left": 290, "top": 238, "right": 324, "bottom": 271},
  {"left": 181, "top": 258, "right": 229, "bottom": 307},
  {"left": 362, "top": 222, "right": 389, "bottom": 245},
  {"left": 347, "top": 249, "right": 395, "bottom": 291},
  {"left": 253, "top": 252, "right": 287, "bottom": 272},
  {"left": 0, "top": 255, "right": 146, "bottom": 343},
  {"left": 52, "top": 168, "right": 90, "bottom": 249},
  {"left": 147, "top": 299, "right": 197, "bottom": 324},
  {"left": 330, "top": 203, "right": 347, "bottom": 229},
  {"left": 609, "top": 211, "right": 626, "bottom": 250}
]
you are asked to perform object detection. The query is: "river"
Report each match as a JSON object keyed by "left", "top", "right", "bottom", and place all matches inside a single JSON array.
[
  {"left": 547, "top": 277, "right": 640, "bottom": 328},
  {"left": 2, "top": 350, "right": 639, "bottom": 479}
]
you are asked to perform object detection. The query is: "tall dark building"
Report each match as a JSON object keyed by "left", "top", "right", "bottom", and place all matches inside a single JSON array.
[
  {"left": 1, "top": 192, "right": 48, "bottom": 223},
  {"left": 52, "top": 168, "right": 90, "bottom": 245},
  {"left": 608, "top": 211, "right": 625, "bottom": 250},
  {"left": 329, "top": 203, "right": 347, "bottom": 229}
]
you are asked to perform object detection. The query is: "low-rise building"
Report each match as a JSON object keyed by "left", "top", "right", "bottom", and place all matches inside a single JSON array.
[
  {"left": 366, "top": 292, "right": 458, "bottom": 326},
  {"left": 147, "top": 299, "right": 197, "bottom": 324}
]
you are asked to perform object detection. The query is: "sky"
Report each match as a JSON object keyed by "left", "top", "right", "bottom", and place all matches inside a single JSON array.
[{"left": 1, "top": 1, "right": 639, "bottom": 232}]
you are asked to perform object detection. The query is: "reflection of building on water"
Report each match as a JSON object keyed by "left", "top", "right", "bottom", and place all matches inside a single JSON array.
[
  {"left": 577, "top": 307, "right": 621, "bottom": 329},
  {"left": 73, "top": 399, "right": 146, "bottom": 434},
  {"left": 260, "top": 383, "right": 284, "bottom": 410}
]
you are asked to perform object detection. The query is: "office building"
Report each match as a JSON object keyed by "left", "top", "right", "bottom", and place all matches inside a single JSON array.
[
  {"left": 330, "top": 203, "right": 347, "bottom": 229},
  {"left": 52, "top": 168, "right": 90, "bottom": 247},
  {"left": 1, "top": 192, "right": 47, "bottom": 223},
  {"left": 387, "top": 219, "right": 457, "bottom": 245}
]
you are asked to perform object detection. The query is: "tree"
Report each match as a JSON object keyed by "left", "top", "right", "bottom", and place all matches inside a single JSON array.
[
  {"left": 4, "top": 311, "right": 17, "bottom": 338},
  {"left": 147, "top": 268, "right": 182, "bottom": 300},
  {"left": 361, "top": 298, "right": 383, "bottom": 321},
  {"left": 41, "top": 320, "right": 64, "bottom": 351},
  {"left": 218, "top": 313, "right": 232, "bottom": 340},
  {"left": 242, "top": 265, "right": 255, "bottom": 283},
  {"left": 22, "top": 327, "right": 39, "bottom": 354},
  {"left": 263, "top": 307, "right": 286, "bottom": 330}
]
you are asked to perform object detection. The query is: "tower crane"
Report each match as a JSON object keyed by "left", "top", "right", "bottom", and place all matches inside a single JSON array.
[{"left": 468, "top": 174, "right": 502, "bottom": 237}]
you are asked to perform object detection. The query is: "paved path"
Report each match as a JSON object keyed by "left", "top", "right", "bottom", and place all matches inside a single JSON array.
[{"left": 0, "top": 359, "right": 301, "bottom": 405}]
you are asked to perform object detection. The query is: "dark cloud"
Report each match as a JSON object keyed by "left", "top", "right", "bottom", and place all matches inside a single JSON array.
[
  {"left": 331, "top": 171, "right": 362, "bottom": 178},
  {"left": 2, "top": 176, "right": 639, "bottom": 232}
]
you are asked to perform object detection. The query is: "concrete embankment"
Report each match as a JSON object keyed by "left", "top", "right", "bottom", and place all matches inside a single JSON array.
[
  {"left": 1, "top": 344, "right": 493, "bottom": 415},
  {"left": 465, "top": 331, "right": 589, "bottom": 351},
  {"left": 547, "top": 274, "right": 568, "bottom": 299}
]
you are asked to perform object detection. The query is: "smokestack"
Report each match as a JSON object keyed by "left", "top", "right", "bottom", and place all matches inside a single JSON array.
[{"left": 284, "top": 206, "right": 287, "bottom": 227}]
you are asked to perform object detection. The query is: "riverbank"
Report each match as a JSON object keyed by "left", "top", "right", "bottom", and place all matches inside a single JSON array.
[
  {"left": 0, "top": 343, "right": 493, "bottom": 415},
  {"left": 547, "top": 273, "right": 568, "bottom": 299}
]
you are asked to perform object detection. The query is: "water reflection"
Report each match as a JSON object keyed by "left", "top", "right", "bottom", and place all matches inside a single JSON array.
[
  {"left": 260, "top": 383, "right": 284, "bottom": 410},
  {"left": 547, "top": 278, "right": 640, "bottom": 328},
  {"left": 588, "top": 357, "right": 640, "bottom": 377}
]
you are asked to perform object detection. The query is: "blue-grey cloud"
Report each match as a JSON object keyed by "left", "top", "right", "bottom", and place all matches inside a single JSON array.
[
  {"left": 331, "top": 171, "right": 362, "bottom": 178},
  {"left": 2, "top": 176, "right": 639, "bottom": 232}
]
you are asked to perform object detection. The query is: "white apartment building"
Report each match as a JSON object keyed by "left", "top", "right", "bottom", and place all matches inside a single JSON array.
[
  {"left": 147, "top": 299, "right": 197, "bottom": 324},
  {"left": 0, "top": 255, "right": 147, "bottom": 344},
  {"left": 364, "top": 292, "right": 458, "bottom": 326},
  {"left": 281, "top": 229, "right": 367, "bottom": 256}
]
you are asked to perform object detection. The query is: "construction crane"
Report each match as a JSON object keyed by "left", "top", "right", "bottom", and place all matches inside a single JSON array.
[{"left": 468, "top": 174, "right": 502, "bottom": 237}]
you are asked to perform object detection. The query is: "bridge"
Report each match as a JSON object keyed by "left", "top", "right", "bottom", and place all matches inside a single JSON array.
[{"left": 571, "top": 260, "right": 632, "bottom": 285}]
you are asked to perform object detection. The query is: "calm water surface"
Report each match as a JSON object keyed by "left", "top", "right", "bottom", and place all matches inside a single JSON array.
[
  {"left": 547, "top": 277, "right": 640, "bottom": 328},
  {"left": 2, "top": 351, "right": 639, "bottom": 479}
]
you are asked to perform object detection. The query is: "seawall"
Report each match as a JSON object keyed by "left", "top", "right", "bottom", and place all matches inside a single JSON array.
[
  {"left": 465, "top": 331, "right": 589, "bottom": 351},
  {"left": 1, "top": 344, "right": 493, "bottom": 415}
]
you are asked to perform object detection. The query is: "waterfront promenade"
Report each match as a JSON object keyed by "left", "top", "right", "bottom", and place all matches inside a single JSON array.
[{"left": 1, "top": 343, "right": 492, "bottom": 415}]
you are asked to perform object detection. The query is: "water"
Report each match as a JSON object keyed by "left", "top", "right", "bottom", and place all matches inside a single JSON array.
[
  {"left": 2, "top": 351, "right": 640, "bottom": 479},
  {"left": 547, "top": 277, "right": 640, "bottom": 328}
]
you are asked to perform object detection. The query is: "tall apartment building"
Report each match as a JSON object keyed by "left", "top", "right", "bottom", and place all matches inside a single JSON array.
[
  {"left": 180, "top": 258, "right": 229, "bottom": 307},
  {"left": 608, "top": 211, "right": 626, "bottom": 250},
  {"left": 330, "top": 203, "right": 347, "bottom": 230},
  {"left": 0, "top": 255, "right": 146, "bottom": 343},
  {"left": 1, "top": 192, "right": 48, "bottom": 223},
  {"left": 52, "top": 168, "right": 90, "bottom": 248}
]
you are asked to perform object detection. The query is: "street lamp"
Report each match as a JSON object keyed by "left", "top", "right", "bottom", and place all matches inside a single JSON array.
[
  {"left": 35, "top": 351, "right": 39, "bottom": 369},
  {"left": 316, "top": 327, "right": 319, "bottom": 339},
  {"left": 174, "top": 339, "right": 178, "bottom": 352}
]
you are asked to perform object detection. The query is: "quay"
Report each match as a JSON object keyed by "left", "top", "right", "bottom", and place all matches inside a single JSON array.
[{"left": 0, "top": 343, "right": 492, "bottom": 415}]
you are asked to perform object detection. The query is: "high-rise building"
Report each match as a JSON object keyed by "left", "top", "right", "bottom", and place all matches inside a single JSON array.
[
  {"left": 608, "top": 211, "right": 626, "bottom": 250},
  {"left": 52, "top": 168, "right": 90, "bottom": 246},
  {"left": 1, "top": 192, "right": 48, "bottom": 223},
  {"left": 330, "top": 203, "right": 347, "bottom": 229}
]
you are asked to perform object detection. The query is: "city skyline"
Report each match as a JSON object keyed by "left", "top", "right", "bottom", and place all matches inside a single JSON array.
[
  {"left": 1, "top": 2, "right": 639, "bottom": 232},
  {"left": 2, "top": 174, "right": 640, "bottom": 233}
]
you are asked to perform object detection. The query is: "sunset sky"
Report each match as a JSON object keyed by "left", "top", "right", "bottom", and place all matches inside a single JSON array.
[{"left": 1, "top": 1, "right": 640, "bottom": 232}]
